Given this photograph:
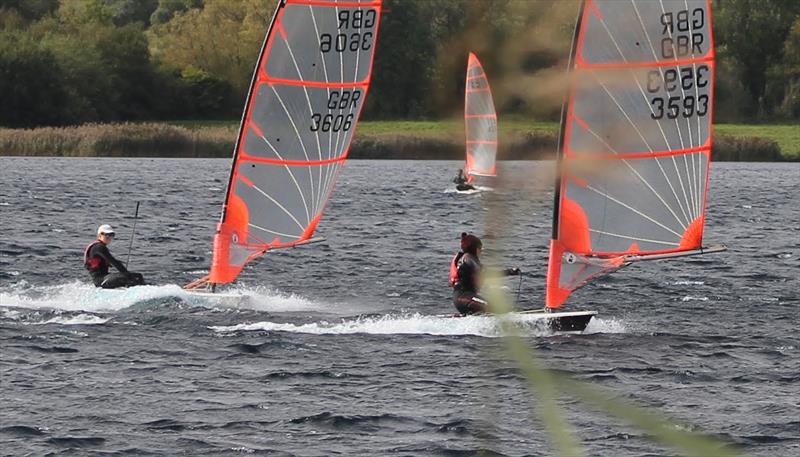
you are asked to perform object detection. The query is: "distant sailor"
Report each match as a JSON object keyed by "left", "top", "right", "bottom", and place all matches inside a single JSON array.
[
  {"left": 453, "top": 169, "right": 475, "bottom": 191},
  {"left": 84, "top": 224, "right": 145, "bottom": 289},
  {"left": 449, "top": 233, "right": 519, "bottom": 315}
]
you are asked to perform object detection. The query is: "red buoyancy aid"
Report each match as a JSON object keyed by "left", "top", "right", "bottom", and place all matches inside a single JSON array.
[
  {"left": 449, "top": 252, "right": 464, "bottom": 288},
  {"left": 84, "top": 241, "right": 104, "bottom": 271}
]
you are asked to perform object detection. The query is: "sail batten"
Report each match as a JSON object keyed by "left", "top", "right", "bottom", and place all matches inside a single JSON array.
[
  {"left": 464, "top": 53, "right": 498, "bottom": 179},
  {"left": 546, "top": 0, "right": 717, "bottom": 309},
  {"left": 200, "top": 0, "right": 382, "bottom": 286}
]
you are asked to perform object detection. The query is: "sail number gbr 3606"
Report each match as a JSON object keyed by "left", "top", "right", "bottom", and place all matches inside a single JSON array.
[
  {"left": 309, "top": 9, "right": 376, "bottom": 133},
  {"left": 319, "top": 9, "right": 376, "bottom": 53},
  {"left": 310, "top": 89, "right": 362, "bottom": 132}
]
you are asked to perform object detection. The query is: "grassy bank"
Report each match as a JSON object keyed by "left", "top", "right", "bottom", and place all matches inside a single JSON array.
[{"left": 0, "top": 120, "right": 796, "bottom": 161}]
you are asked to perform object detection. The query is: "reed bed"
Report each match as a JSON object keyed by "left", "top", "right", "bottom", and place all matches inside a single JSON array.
[
  {"left": 0, "top": 122, "right": 790, "bottom": 161},
  {"left": 0, "top": 123, "right": 235, "bottom": 158}
]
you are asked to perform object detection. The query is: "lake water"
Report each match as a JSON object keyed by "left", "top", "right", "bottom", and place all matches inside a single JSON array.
[{"left": 1, "top": 158, "right": 798, "bottom": 456}]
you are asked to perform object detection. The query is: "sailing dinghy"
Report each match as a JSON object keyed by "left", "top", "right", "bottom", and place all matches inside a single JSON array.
[
  {"left": 459, "top": 52, "right": 498, "bottom": 191},
  {"left": 531, "top": 0, "right": 726, "bottom": 331},
  {"left": 185, "top": 0, "right": 383, "bottom": 293}
]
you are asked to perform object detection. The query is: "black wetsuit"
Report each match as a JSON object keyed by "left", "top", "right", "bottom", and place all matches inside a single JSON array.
[
  {"left": 85, "top": 241, "right": 144, "bottom": 289},
  {"left": 452, "top": 253, "right": 487, "bottom": 315},
  {"left": 453, "top": 173, "right": 475, "bottom": 191},
  {"left": 452, "top": 253, "right": 520, "bottom": 315}
]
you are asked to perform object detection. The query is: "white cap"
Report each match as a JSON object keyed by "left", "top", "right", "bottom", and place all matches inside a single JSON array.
[{"left": 97, "top": 224, "right": 115, "bottom": 235}]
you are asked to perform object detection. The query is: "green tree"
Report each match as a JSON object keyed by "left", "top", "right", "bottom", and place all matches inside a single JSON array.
[
  {"left": 149, "top": 0, "right": 202, "bottom": 25},
  {"left": 0, "top": 31, "right": 67, "bottom": 126},
  {"left": 101, "top": 0, "right": 160, "bottom": 26},
  {"left": 33, "top": 0, "right": 169, "bottom": 123},
  {"left": 0, "top": 0, "right": 58, "bottom": 21},
  {"left": 773, "top": 16, "right": 800, "bottom": 118},
  {"left": 178, "top": 65, "right": 236, "bottom": 117},
  {"left": 148, "top": 0, "right": 275, "bottom": 97},
  {"left": 715, "top": 0, "right": 800, "bottom": 118},
  {"left": 365, "top": 0, "right": 439, "bottom": 118}
]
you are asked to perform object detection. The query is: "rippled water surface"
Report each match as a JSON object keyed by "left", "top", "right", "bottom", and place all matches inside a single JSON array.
[{"left": 1, "top": 158, "right": 798, "bottom": 456}]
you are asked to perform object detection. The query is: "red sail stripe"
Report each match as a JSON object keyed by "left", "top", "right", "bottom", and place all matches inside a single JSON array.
[
  {"left": 262, "top": 76, "right": 370, "bottom": 89},
  {"left": 289, "top": 0, "right": 382, "bottom": 7},
  {"left": 564, "top": 147, "right": 710, "bottom": 160},
  {"left": 240, "top": 152, "right": 348, "bottom": 167},
  {"left": 577, "top": 55, "right": 714, "bottom": 70}
]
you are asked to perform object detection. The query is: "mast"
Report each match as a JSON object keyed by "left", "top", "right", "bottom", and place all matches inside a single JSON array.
[
  {"left": 551, "top": 0, "right": 585, "bottom": 240},
  {"left": 218, "top": 1, "right": 286, "bottom": 226}
]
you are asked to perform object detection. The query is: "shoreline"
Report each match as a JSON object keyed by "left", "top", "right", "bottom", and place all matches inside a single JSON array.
[{"left": 0, "top": 122, "right": 795, "bottom": 162}]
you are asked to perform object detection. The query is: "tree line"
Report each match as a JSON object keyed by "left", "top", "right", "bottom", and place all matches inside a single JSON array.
[{"left": 1, "top": 0, "right": 798, "bottom": 129}]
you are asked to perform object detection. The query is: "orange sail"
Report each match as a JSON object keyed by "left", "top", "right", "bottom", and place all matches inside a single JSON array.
[
  {"left": 464, "top": 53, "right": 497, "bottom": 179},
  {"left": 190, "top": 0, "right": 383, "bottom": 288},
  {"left": 546, "top": 0, "right": 722, "bottom": 308}
]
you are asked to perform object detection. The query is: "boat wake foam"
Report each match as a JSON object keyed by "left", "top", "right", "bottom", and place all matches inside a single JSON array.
[
  {"left": 190, "top": 284, "right": 318, "bottom": 312},
  {"left": 0, "top": 281, "right": 317, "bottom": 316},
  {"left": 210, "top": 312, "right": 627, "bottom": 338},
  {"left": 584, "top": 317, "right": 627, "bottom": 334},
  {"left": 0, "top": 281, "right": 186, "bottom": 313}
]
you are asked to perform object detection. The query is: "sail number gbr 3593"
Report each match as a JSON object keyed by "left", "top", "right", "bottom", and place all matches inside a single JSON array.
[
  {"left": 647, "top": 65, "right": 709, "bottom": 120},
  {"left": 648, "top": 7, "right": 710, "bottom": 120}
]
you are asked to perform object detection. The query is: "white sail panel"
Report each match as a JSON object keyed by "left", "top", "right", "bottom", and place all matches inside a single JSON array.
[
  {"left": 203, "top": 0, "right": 382, "bottom": 285},
  {"left": 464, "top": 53, "right": 497, "bottom": 178},
  {"left": 546, "top": 0, "right": 715, "bottom": 308}
]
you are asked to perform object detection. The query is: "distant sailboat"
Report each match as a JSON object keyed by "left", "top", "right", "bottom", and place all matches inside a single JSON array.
[
  {"left": 186, "top": 0, "right": 383, "bottom": 291},
  {"left": 463, "top": 52, "right": 498, "bottom": 186},
  {"left": 545, "top": 0, "right": 726, "bottom": 320}
]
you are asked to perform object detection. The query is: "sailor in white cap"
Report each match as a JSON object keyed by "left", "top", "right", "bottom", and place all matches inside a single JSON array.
[{"left": 83, "top": 224, "right": 145, "bottom": 288}]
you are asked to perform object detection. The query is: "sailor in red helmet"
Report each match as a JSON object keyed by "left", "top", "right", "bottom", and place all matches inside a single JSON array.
[
  {"left": 449, "top": 232, "right": 519, "bottom": 315},
  {"left": 84, "top": 225, "right": 145, "bottom": 289}
]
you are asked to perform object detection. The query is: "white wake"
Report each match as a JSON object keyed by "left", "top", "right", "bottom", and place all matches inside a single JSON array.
[{"left": 210, "top": 312, "right": 627, "bottom": 338}]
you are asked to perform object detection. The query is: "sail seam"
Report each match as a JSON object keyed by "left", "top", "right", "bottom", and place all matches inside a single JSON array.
[
  {"left": 630, "top": 0, "right": 693, "bottom": 227},
  {"left": 268, "top": 85, "right": 313, "bottom": 222},
  {"left": 249, "top": 223, "right": 301, "bottom": 240},
  {"left": 249, "top": 126, "right": 311, "bottom": 222},
  {"left": 308, "top": 4, "right": 328, "bottom": 215},
  {"left": 248, "top": 182, "right": 305, "bottom": 231},
  {"left": 655, "top": 0, "right": 696, "bottom": 218},
  {"left": 687, "top": 0, "right": 704, "bottom": 217},
  {"left": 282, "top": 14, "right": 320, "bottom": 218},
  {"left": 575, "top": 120, "right": 688, "bottom": 231},
  {"left": 327, "top": 3, "right": 347, "bottom": 214},
  {"left": 592, "top": 15, "right": 689, "bottom": 230},
  {"left": 240, "top": 154, "right": 347, "bottom": 166},
  {"left": 585, "top": 184, "right": 683, "bottom": 238},
  {"left": 262, "top": 76, "right": 368, "bottom": 88},
  {"left": 589, "top": 228, "right": 679, "bottom": 246},
  {"left": 590, "top": 73, "right": 690, "bottom": 232}
]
